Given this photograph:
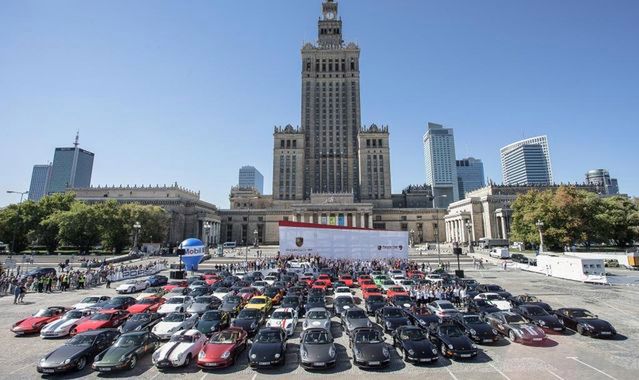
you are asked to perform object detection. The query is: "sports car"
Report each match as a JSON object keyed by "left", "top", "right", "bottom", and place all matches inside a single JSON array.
[
  {"left": 92, "top": 331, "right": 161, "bottom": 372},
  {"left": 390, "top": 294, "right": 416, "bottom": 311},
  {"left": 163, "top": 287, "right": 190, "bottom": 299},
  {"left": 554, "top": 308, "right": 617, "bottom": 338},
  {"left": 36, "top": 329, "right": 119, "bottom": 374},
  {"left": 428, "top": 322, "right": 478, "bottom": 359},
  {"left": 146, "top": 275, "right": 168, "bottom": 287},
  {"left": 392, "top": 326, "right": 439, "bottom": 364},
  {"left": 475, "top": 284, "right": 512, "bottom": 300},
  {"left": 510, "top": 294, "right": 553, "bottom": 313},
  {"left": 189, "top": 286, "right": 210, "bottom": 298},
  {"left": 406, "top": 307, "right": 439, "bottom": 330},
  {"left": 334, "top": 295, "right": 356, "bottom": 316},
  {"left": 376, "top": 306, "right": 411, "bottom": 333},
  {"left": 197, "top": 327, "right": 248, "bottom": 369},
  {"left": 334, "top": 286, "right": 353, "bottom": 297},
  {"left": 302, "top": 308, "right": 331, "bottom": 331},
  {"left": 453, "top": 313, "right": 500, "bottom": 344},
  {"left": 263, "top": 276, "right": 278, "bottom": 286},
  {"left": 399, "top": 280, "right": 417, "bottom": 292},
  {"left": 381, "top": 280, "right": 399, "bottom": 293},
  {"left": 196, "top": 310, "right": 230, "bottom": 336},
  {"left": 266, "top": 307, "right": 298, "bottom": 336},
  {"left": 474, "top": 293, "right": 512, "bottom": 311},
  {"left": 299, "top": 328, "right": 336, "bottom": 369},
  {"left": 116, "top": 279, "right": 148, "bottom": 294},
  {"left": 152, "top": 312, "right": 199, "bottom": 340},
  {"left": 360, "top": 280, "right": 378, "bottom": 293},
  {"left": 100, "top": 296, "right": 137, "bottom": 311},
  {"left": 466, "top": 298, "right": 501, "bottom": 317},
  {"left": 248, "top": 327, "right": 287, "bottom": 368},
  {"left": 263, "top": 287, "right": 284, "bottom": 305},
  {"left": 485, "top": 311, "right": 547, "bottom": 344},
  {"left": 516, "top": 305, "right": 565, "bottom": 333},
  {"left": 317, "top": 274, "right": 333, "bottom": 288},
  {"left": 373, "top": 275, "right": 390, "bottom": 287},
  {"left": 11, "top": 306, "right": 69, "bottom": 335},
  {"left": 339, "top": 274, "right": 354, "bottom": 287},
  {"left": 280, "top": 295, "right": 304, "bottom": 315},
  {"left": 244, "top": 295, "right": 273, "bottom": 313},
  {"left": 427, "top": 300, "right": 461, "bottom": 318},
  {"left": 238, "top": 287, "right": 261, "bottom": 301},
  {"left": 127, "top": 296, "right": 165, "bottom": 314},
  {"left": 364, "top": 294, "right": 386, "bottom": 315},
  {"left": 73, "top": 296, "right": 111, "bottom": 310},
  {"left": 40, "top": 309, "right": 94, "bottom": 338},
  {"left": 304, "top": 295, "right": 327, "bottom": 311},
  {"left": 362, "top": 286, "right": 383, "bottom": 299},
  {"left": 341, "top": 307, "right": 373, "bottom": 335},
  {"left": 163, "top": 280, "right": 188, "bottom": 292},
  {"left": 231, "top": 308, "right": 265, "bottom": 336},
  {"left": 312, "top": 280, "right": 330, "bottom": 293},
  {"left": 220, "top": 295, "right": 244, "bottom": 317},
  {"left": 152, "top": 329, "right": 207, "bottom": 369},
  {"left": 386, "top": 286, "right": 409, "bottom": 298},
  {"left": 157, "top": 296, "right": 194, "bottom": 314},
  {"left": 350, "top": 327, "right": 390, "bottom": 368},
  {"left": 119, "top": 312, "right": 162, "bottom": 333},
  {"left": 212, "top": 287, "right": 234, "bottom": 301},
  {"left": 136, "top": 287, "right": 166, "bottom": 301},
  {"left": 187, "top": 296, "right": 223, "bottom": 315},
  {"left": 74, "top": 310, "right": 130, "bottom": 334},
  {"left": 357, "top": 274, "right": 372, "bottom": 284}
]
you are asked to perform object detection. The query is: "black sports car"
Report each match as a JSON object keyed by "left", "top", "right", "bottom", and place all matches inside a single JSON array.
[
  {"left": 37, "top": 329, "right": 119, "bottom": 374},
  {"left": 119, "top": 312, "right": 162, "bottom": 333},
  {"left": 232, "top": 309, "right": 265, "bottom": 336},
  {"left": 364, "top": 294, "right": 387, "bottom": 315},
  {"left": 350, "top": 327, "right": 390, "bottom": 368},
  {"left": 248, "top": 327, "right": 287, "bottom": 368},
  {"left": 219, "top": 295, "right": 243, "bottom": 317},
  {"left": 428, "top": 323, "right": 478, "bottom": 359},
  {"left": 392, "top": 326, "right": 438, "bottom": 364},
  {"left": 334, "top": 296, "right": 356, "bottom": 316},
  {"left": 406, "top": 307, "right": 440, "bottom": 330},
  {"left": 475, "top": 284, "right": 512, "bottom": 300},
  {"left": 92, "top": 331, "right": 160, "bottom": 372},
  {"left": 305, "top": 295, "right": 327, "bottom": 312},
  {"left": 375, "top": 306, "right": 411, "bottom": 333},
  {"left": 196, "top": 310, "right": 230, "bottom": 336},
  {"left": 510, "top": 295, "right": 553, "bottom": 313},
  {"left": 453, "top": 313, "right": 500, "bottom": 344},
  {"left": 466, "top": 298, "right": 501, "bottom": 317},
  {"left": 390, "top": 295, "right": 416, "bottom": 311},
  {"left": 554, "top": 308, "right": 616, "bottom": 338},
  {"left": 101, "top": 296, "right": 137, "bottom": 310},
  {"left": 516, "top": 305, "right": 564, "bottom": 333},
  {"left": 299, "top": 328, "right": 337, "bottom": 369}
]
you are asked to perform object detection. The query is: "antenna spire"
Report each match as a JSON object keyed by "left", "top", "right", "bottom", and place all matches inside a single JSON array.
[{"left": 74, "top": 131, "right": 79, "bottom": 147}]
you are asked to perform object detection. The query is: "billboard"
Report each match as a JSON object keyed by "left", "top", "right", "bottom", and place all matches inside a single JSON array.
[{"left": 279, "top": 221, "right": 408, "bottom": 260}]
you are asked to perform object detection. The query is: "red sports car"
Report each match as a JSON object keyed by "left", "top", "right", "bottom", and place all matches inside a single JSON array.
[
  {"left": 386, "top": 286, "right": 409, "bottom": 298},
  {"left": 162, "top": 280, "right": 188, "bottom": 292},
  {"left": 300, "top": 276, "right": 315, "bottom": 286},
  {"left": 339, "top": 274, "right": 354, "bottom": 287},
  {"left": 360, "top": 280, "right": 378, "bottom": 293},
  {"left": 312, "top": 280, "right": 329, "bottom": 292},
  {"left": 127, "top": 296, "right": 165, "bottom": 314},
  {"left": 197, "top": 327, "right": 248, "bottom": 369},
  {"left": 357, "top": 274, "right": 372, "bottom": 284},
  {"left": 317, "top": 274, "right": 332, "bottom": 288},
  {"left": 238, "top": 287, "right": 260, "bottom": 301},
  {"left": 74, "top": 310, "right": 130, "bottom": 334},
  {"left": 362, "top": 287, "right": 383, "bottom": 300},
  {"left": 11, "top": 306, "right": 69, "bottom": 335}
]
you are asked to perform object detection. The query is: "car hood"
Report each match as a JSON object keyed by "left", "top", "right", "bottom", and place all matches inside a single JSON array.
[
  {"left": 305, "top": 302, "right": 324, "bottom": 310},
  {"left": 384, "top": 316, "right": 409, "bottom": 326},
  {"left": 155, "top": 341, "right": 189, "bottom": 360},
  {"left": 443, "top": 335, "right": 474, "bottom": 350},
  {"left": 158, "top": 304, "right": 182, "bottom": 313},
  {"left": 511, "top": 324, "right": 545, "bottom": 337},
  {"left": 201, "top": 343, "right": 233, "bottom": 359},
  {"left": 232, "top": 319, "right": 257, "bottom": 329},
  {"left": 128, "top": 305, "right": 152, "bottom": 313},
  {"left": 197, "top": 320, "right": 221, "bottom": 332},
  {"left": 121, "top": 319, "right": 152, "bottom": 333},
  {"left": 154, "top": 322, "right": 182, "bottom": 334},
  {"left": 304, "top": 319, "right": 330, "bottom": 329},
  {"left": 267, "top": 318, "right": 294, "bottom": 329},
  {"left": 346, "top": 319, "right": 371, "bottom": 330},
  {"left": 187, "top": 304, "right": 209, "bottom": 312},
  {"left": 98, "top": 346, "right": 138, "bottom": 364},
  {"left": 354, "top": 343, "right": 386, "bottom": 361},
  {"left": 250, "top": 342, "right": 282, "bottom": 360},
  {"left": 531, "top": 315, "right": 562, "bottom": 326},
  {"left": 576, "top": 318, "right": 613, "bottom": 330},
  {"left": 468, "top": 323, "right": 495, "bottom": 336},
  {"left": 16, "top": 317, "right": 51, "bottom": 329},
  {"left": 76, "top": 321, "right": 109, "bottom": 332},
  {"left": 301, "top": 343, "right": 334, "bottom": 362},
  {"left": 73, "top": 302, "right": 97, "bottom": 309},
  {"left": 488, "top": 300, "right": 511, "bottom": 310},
  {"left": 220, "top": 304, "right": 239, "bottom": 312},
  {"left": 42, "top": 318, "right": 77, "bottom": 332},
  {"left": 43, "top": 345, "right": 89, "bottom": 365},
  {"left": 402, "top": 339, "right": 437, "bottom": 356}
]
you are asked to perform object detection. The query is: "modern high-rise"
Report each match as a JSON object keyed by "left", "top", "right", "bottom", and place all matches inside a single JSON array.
[
  {"left": 586, "top": 169, "right": 619, "bottom": 195},
  {"left": 48, "top": 134, "right": 95, "bottom": 194},
  {"left": 238, "top": 166, "right": 264, "bottom": 194},
  {"left": 423, "top": 122, "right": 459, "bottom": 208},
  {"left": 28, "top": 164, "right": 52, "bottom": 201},
  {"left": 500, "top": 135, "right": 553, "bottom": 186},
  {"left": 456, "top": 157, "right": 485, "bottom": 199}
]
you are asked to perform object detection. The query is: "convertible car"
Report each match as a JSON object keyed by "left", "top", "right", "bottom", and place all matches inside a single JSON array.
[
  {"left": 196, "top": 310, "right": 230, "bottom": 336},
  {"left": 74, "top": 310, "right": 130, "bottom": 334},
  {"left": 40, "top": 309, "right": 94, "bottom": 338},
  {"left": 350, "top": 327, "right": 390, "bottom": 368},
  {"left": 152, "top": 329, "right": 207, "bottom": 369},
  {"left": 12, "top": 306, "right": 69, "bottom": 335},
  {"left": 299, "top": 327, "right": 337, "bottom": 369},
  {"left": 392, "top": 325, "right": 439, "bottom": 364},
  {"left": 127, "top": 296, "right": 165, "bottom": 314},
  {"left": 152, "top": 312, "right": 199, "bottom": 340},
  {"left": 485, "top": 311, "right": 547, "bottom": 344},
  {"left": 116, "top": 279, "right": 148, "bottom": 294},
  {"left": 197, "top": 327, "right": 248, "bottom": 369},
  {"left": 554, "top": 308, "right": 616, "bottom": 338},
  {"left": 266, "top": 308, "right": 298, "bottom": 337},
  {"left": 119, "top": 312, "right": 162, "bottom": 333}
]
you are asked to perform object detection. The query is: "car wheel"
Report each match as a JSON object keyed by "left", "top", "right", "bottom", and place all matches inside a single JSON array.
[
  {"left": 577, "top": 325, "right": 585, "bottom": 336},
  {"left": 69, "top": 326, "right": 77, "bottom": 336},
  {"left": 184, "top": 354, "right": 192, "bottom": 367},
  {"left": 76, "top": 356, "right": 87, "bottom": 370},
  {"left": 129, "top": 355, "right": 137, "bottom": 369},
  {"left": 508, "top": 330, "right": 517, "bottom": 342}
]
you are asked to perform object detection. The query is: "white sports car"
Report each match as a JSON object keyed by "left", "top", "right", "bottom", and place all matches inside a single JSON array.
[
  {"left": 40, "top": 309, "right": 94, "bottom": 338},
  {"left": 152, "top": 312, "right": 199, "bottom": 340},
  {"left": 116, "top": 280, "right": 148, "bottom": 294},
  {"left": 158, "top": 296, "right": 194, "bottom": 314},
  {"left": 266, "top": 307, "right": 298, "bottom": 336},
  {"left": 475, "top": 293, "right": 512, "bottom": 311},
  {"left": 72, "top": 295, "right": 111, "bottom": 310},
  {"left": 152, "top": 329, "right": 207, "bottom": 368},
  {"left": 302, "top": 308, "right": 331, "bottom": 331}
]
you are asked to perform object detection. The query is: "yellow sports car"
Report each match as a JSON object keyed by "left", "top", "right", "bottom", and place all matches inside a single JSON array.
[{"left": 244, "top": 296, "right": 273, "bottom": 313}]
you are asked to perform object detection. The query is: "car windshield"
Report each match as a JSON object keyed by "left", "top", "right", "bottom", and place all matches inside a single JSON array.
[
  {"left": 401, "top": 280, "right": 415, "bottom": 285},
  {"left": 170, "top": 334, "right": 195, "bottom": 343},
  {"left": 383, "top": 308, "right": 403, "bottom": 318},
  {"left": 217, "top": 288, "right": 230, "bottom": 293},
  {"left": 505, "top": 314, "right": 526, "bottom": 324},
  {"left": 401, "top": 329, "right": 426, "bottom": 341},
  {"left": 355, "top": 330, "right": 382, "bottom": 344},
  {"left": 238, "top": 310, "right": 260, "bottom": 320},
  {"left": 33, "top": 309, "right": 56, "bottom": 317},
  {"left": 202, "top": 311, "right": 222, "bottom": 321},
  {"left": 307, "top": 297, "right": 323, "bottom": 304},
  {"left": 463, "top": 315, "right": 482, "bottom": 324},
  {"left": 486, "top": 285, "right": 503, "bottom": 292},
  {"left": 210, "top": 331, "right": 239, "bottom": 344},
  {"left": 283, "top": 297, "right": 299, "bottom": 305},
  {"left": 195, "top": 297, "right": 213, "bottom": 304},
  {"left": 164, "top": 313, "right": 186, "bottom": 322},
  {"left": 348, "top": 310, "right": 368, "bottom": 319},
  {"left": 486, "top": 294, "right": 503, "bottom": 301},
  {"left": 225, "top": 296, "right": 241, "bottom": 304},
  {"left": 91, "top": 313, "right": 112, "bottom": 321},
  {"left": 129, "top": 314, "right": 150, "bottom": 322},
  {"left": 272, "top": 311, "right": 293, "bottom": 319},
  {"left": 440, "top": 303, "right": 456, "bottom": 310},
  {"left": 67, "top": 335, "right": 95, "bottom": 346},
  {"left": 441, "top": 326, "right": 464, "bottom": 337},
  {"left": 80, "top": 297, "right": 99, "bottom": 303},
  {"left": 570, "top": 310, "right": 596, "bottom": 319},
  {"left": 166, "top": 298, "right": 184, "bottom": 304},
  {"left": 264, "top": 289, "right": 278, "bottom": 297},
  {"left": 64, "top": 310, "right": 85, "bottom": 319},
  {"left": 307, "top": 310, "right": 329, "bottom": 319},
  {"left": 382, "top": 280, "right": 395, "bottom": 285},
  {"left": 239, "top": 288, "right": 254, "bottom": 294},
  {"left": 336, "top": 288, "right": 350, "bottom": 293},
  {"left": 304, "top": 330, "right": 332, "bottom": 344},
  {"left": 138, "top": 298, "right": 157, "bottom": 305},
  {"left": 335, "top": 298, "right": 353, "bottom": 306},
  {"left": 394, "top": 295, "right": 411, "bottom": 303},
  {"left": 255, "top": 331, "right": 282, "bottom": 343},
  {"left": 115, "top": 335, "right": 144, "bottom": 347},
  {"left": 368, "top": 295, "right": 385, "bottom": 303},
  {"left": 526, "top": 307, "right": 548, "bottom": 316},
  {"left": 249, "top": 298, "right": 266, "bottom": 304}
]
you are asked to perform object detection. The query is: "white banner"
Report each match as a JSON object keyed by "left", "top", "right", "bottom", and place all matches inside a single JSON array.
[{"left": 279, "top": 222, "right": 408, "bottom": 260}]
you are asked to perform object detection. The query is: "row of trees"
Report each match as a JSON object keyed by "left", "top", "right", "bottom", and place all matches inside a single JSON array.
[
  {"left": 0, "top": 193, "right": 168, "bottom": 254},
  {"left": 510, "top": 187, "right": 639, "bottom": 250}
]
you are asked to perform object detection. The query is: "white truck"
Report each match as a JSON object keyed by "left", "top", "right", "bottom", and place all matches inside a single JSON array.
[
  {"left": 489, "top": 248, "right": 511, "bottom": 259},
  {"left": 535, "top": 254, "right": 607, "bottom": 284}
]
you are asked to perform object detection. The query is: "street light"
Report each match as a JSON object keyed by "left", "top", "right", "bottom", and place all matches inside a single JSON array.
[
  {"left": 409, "top": 229, "right": 415, "bottom": 248},
  {"left": 203, "top": 221, "right": 211, "bottom": 248},
  {"left": 535, "top": 220, "right": 545, "bottom": 255},
  {"left": 465, "top": 221, "right": 474, "bottom": 253},
  {"left": 253, "top": 229, "right": 258, "bottom": 248},
  {"left": 132, "top": 221, "right": 141, "bottom": 254},
  {"left": 6, "top": 190, "right": 28, "bottom": 254}
]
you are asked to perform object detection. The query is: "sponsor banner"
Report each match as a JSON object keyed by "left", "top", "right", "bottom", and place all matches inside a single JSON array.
[
  {"left": 279, "top": 221, "right": 408, "bottom": 260},
  {"left": 338, "top": 215, "right": 345, "bottom": 226}
]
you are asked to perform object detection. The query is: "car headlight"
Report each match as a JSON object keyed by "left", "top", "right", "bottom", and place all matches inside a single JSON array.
[
  {"left": 221, "top": 351, "right": 231, "bottom": 359},
  {"left": 539, "top": 320, "right": 546, "bottom": 326},
  {"left": 301, "top": 349, "right": 308, "bottom": 360},
  {"left": 63, "top": 358, "right": 72, "bottom": 364},
  {"left": 447, "top": 344, "right": 454, "bottom": 350},
  {"left": 40, "top": 358, "right": 46, "bottom": 364},
  {"left": 492, "top": 329, "right": 498, "bottom": 335},
  {"left": 135, "top": 325, "right": 143, "bottom": 331},
  {"left": 250, "top": 354, "right": 256, "bottom": 359},
  {"left": 199, "top": 351, "right": 206, "bottom": 359},
  {"left": 385, "top": 321, "right": 392, "bottom": 326},
  {"left": 419, "top": 320, "right": 426, "bottom": 325},
  {"left": 470, "top": 329, "right": 477, "bottom": 336},
  {"left": 432, "top": 348, "right": 438, "bottom": 355},
  {"left": 367, "top": 321, "right": 372, "bottom": 327},
  {"left": 152, "top": 351, "right": 160, "bottom": 360},
  {"left": 408, "top": 349, "right": 415, "bottom": 355},
  {"left": 584, "top": 324, "right": 593, "bottom": 330},
  {"left": 471, "top": 344, "right": 477, "bottom": 349},
  {"left": 119, "top": 354, "right": 129, "bottom": 362},
  {"left": 353, "top": 348, "right": 361, "bottom": 357},
  {"left": 329, "top": 346, "right": 336, "bottom": 358},
  {"left": 382, "top": 347, "right": 390, "bottom": 358},
  {"left": 274, "top": 353, "right": 281, "bottom": 359}
]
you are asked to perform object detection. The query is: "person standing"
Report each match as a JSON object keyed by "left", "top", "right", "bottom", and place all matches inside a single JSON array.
[
  {"left": 13, "top": 283, "right": 21, "bottom": 304},
  {"left": 17, "top": 284, "right": 27, "bottom": 303}
]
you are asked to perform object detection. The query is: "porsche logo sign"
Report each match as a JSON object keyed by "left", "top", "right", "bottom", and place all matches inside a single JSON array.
[{"left": 295, "top": 237, "right": 304, "bottom": 247}]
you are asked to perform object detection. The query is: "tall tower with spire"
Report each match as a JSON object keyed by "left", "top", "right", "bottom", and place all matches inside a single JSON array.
[
  {"left": 47, "top": 132, "right": 95, "bottom": 194},
  {"left": 300, "top": 0, "right": 362, "bottom": 200}
]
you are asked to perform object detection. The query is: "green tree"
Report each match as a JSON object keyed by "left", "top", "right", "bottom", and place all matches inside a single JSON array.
[
  {"left": 119, "top": 204, "right": 168, "bottom": 244},
  {"left": 30, "top": 193, "right": 76, "bottom": 253},
  {"left": 596, "top": 196, "right": 639, "bottom": 247},
  {"left": 95, "top": 201, "right": 129, "bottom": 254},
  {"left": 52, "top": 202, "right": 101, "bottom": 253}
]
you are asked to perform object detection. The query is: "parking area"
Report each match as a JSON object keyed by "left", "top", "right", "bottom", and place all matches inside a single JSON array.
[{"left": 1, "top": 259, "right": 637, "bottom": 380}]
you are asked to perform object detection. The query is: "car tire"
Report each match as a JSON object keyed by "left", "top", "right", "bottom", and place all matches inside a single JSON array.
[
  {"left": 69, "top": 326, "right": 77, "bottom": 336},
  {"left": 577, "top": 325, "right": 585, "bottom": 336},
  {"left": 129, "top": 355, "right": 137, "bottom": 369},
  {"left": 184, "top": 354, "right": 192, "bottom": 367},
  {"left": 76, "top": 356, "right": 87, "bottom": 370},
  {"left": 508, "top": 330, "right": 517, "bottom": 342}
]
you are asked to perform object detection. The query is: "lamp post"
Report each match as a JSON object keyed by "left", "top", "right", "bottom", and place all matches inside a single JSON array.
[
  {"left": 253, "top": 229, "right": 258, "bottom": 248},
  {"left": 535, "top": 220, "right": 545, "bottom": 255},
  {"left": 6, "top": 190, "right": 28, "bottom": 254},
  {"left": 409, "top": 229, "right": 415, "bottom": 248},
  {"left": 431, "top": 194, "right": 447, "bottom": 265},
  {"left": 203, "top": 221, "right": 211, "bottom": 248},
  {"left": 465, "top": 220, "right": 474, "bottom": 253},
  {"left": 132, "top": 221, "right": 141, "bottom": 254}
]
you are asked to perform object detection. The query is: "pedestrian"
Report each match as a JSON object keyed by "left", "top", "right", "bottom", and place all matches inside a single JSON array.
[
  {"left": 18, "top": 285, "right": 26, "bottom": 303},
  {"left": 13, "top": 284, "right": 21, "bottom": 304}
]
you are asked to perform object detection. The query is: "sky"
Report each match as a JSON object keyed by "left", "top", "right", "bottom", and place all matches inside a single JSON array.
[{"left": 1, "top": 0, "right": 638, "bottom": 209}]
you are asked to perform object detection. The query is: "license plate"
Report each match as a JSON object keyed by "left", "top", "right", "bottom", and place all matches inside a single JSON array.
[
  {"left": 99, "top": 368, "right": 111, "bottom": 372},
  {"left": 259, "top": 362, "right": 270, "bottom": 366},
  {"left": 314, "top": 362, "right": 325, "bottom": 366},
  {"left": 460, "top": 354, "right": 471, "bottom": 358},
  {"left": 483, "top": 339, "right": 493, "bottom": 343},
  {"left": 419, "top": 358, "right": 431, "bottom": 362},
  {"left": 533, "top": 338, "right": 542, "bottom": 341},
  {"left": 43, "top": 369, "right": 55, "bottom": 373},
  {"left": 207, "top": 363, "right": 218, "bottom": 367},
  {"left": 601, "top": 331, "right": 611, "bottom": 335},
  {"left": 369, "top": 361, "right": 380, "bottom": 365}
]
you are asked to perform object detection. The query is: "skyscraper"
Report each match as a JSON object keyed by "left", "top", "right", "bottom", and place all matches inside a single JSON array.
[
  {"left": 28, "top": 164, "right": 52, "bottom": 201},
  {"left": 456, "top": 157, "right": 485, "bottom": 198},
  {"left": 48, "top": 133, "right": 95, "bottom": 194},
  {"left": 423, "top": 122, "right": 459, "bottom": 208},
  {"left": 238, "top": 165, "right": 264, "bottom": 194},
  {"left": 586, "top": 169, "right": 619, "bottom": 195},
  {"left": 500, "top": 135, "right": 553, "bottom": 186}
]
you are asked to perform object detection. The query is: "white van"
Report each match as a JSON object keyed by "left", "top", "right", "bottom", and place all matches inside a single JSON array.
[{"left": 489, "top": 248, "right": 511, "bottom": 259}]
